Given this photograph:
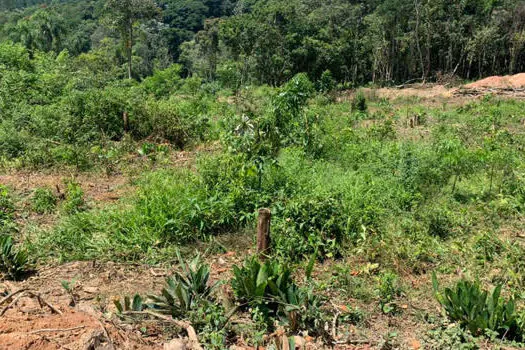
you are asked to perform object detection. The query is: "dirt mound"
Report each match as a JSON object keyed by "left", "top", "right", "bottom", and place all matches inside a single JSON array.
[{"left": 465, "top": 73, "right": 525, "bottom": 89}]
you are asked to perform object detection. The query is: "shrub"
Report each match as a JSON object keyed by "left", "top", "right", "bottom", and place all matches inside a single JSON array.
[
  {"left": 116, "top": 254, "right": 227, "bottom": 348},
  {"left": 0, "top": 235, "right": 29, "bottom": 280},
  {"left": 317, "top": 70, "right": 335, "bottom": 93},
  {"left": 351, "top": 90, "right": 367, "bottom": 113},
  {"left": 432, "top": 274, "right": 521, "bottom": 339},
  {"left": 231, "top": 257, "right": 294, "bottom": 312},
  {"left": 141, "top": 64, "right": 183, "bottom": 98},
  {"left": 114, "top": 294, "right": 145, "bottom": 314},
  {"left": 62, "top": 181, "right": 86, "bottom": 214},
  {"left": 0, "top": 185, "right": 15, "bottom": 225},
  {"left": 425, "top": 206, "right": 455, "bottom": 239},
  {"left": 31, "top": 187, "right": 57, "bottom": 214},
  {"left": 377, "top": 272, "right": 403, "bottom": 314},
  {"left": 231, "top": 257, "right": 327, "bottom": 336},
  {"left": 132, "top": 98, "right": 210, "bottom": 149}
]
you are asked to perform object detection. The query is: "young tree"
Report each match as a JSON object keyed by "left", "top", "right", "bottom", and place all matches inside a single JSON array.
[{"left": 104, "top": 0, "right": 160, "bottom": 79}]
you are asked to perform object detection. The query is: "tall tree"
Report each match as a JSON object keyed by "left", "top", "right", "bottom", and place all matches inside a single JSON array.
[
  {"left": 15, "top": 9, "right": 67, "bottom": 54},
  {"left": 104, "top": 0, "right": 160, "bottom": 79}
]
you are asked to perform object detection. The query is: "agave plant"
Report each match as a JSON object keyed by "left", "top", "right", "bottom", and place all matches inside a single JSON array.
[
  {"left": 148, "top": 253, "right": 217, "bottom": 317},
  {"left": 114, "top": 294, "right": 144, "bottom": 314},
  {"left": 277, "top": 283, "right": 326, "bottom": 335},
  {"left": 232, "top": 256, "right": 328, "bottom": 336},
  {"left": 0, "top": 234, "right": 28, "bottom": 281},
  {"left": 231, "top": 256, "right": 293, "bottom": 308},
  {"left": 432, "top": 273, "right": 520, "bottom": 339}
]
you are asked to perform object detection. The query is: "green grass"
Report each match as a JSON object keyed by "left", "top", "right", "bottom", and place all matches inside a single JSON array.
[
  {"left": 29, "top": 95, "right": 525, "bottom": 271},
  {"left": 11, "top": 88, "right": 525, "bottom": 347}
]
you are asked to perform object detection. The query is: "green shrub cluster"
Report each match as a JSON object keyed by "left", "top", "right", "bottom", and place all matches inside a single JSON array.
[
  {"left": 433, "top": 274, "right": 522, "bottom": 340},
  {"left": 30, "top": 82, "right": 525, "bottom": 270},
  {"left": 31, "top": 187, "right": 57, "bottom": 214},
  {"left": 0, "top": 43, "right": 222, "bottom": 170}
]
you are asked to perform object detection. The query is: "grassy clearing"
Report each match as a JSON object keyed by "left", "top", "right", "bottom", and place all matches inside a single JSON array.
[{"left": 3, "top": 81, "right": 525, "bottom": 347}]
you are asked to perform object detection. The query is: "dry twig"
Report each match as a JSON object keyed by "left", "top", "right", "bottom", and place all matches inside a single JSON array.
[
  {"left": 29, "top": 326, "right": 86, "bottom": 334},
  {"left": 0, "top": 289, "right": 62, "bottom": 316},
  {"left": 0, "top": 293, "right": 25, "bottom": 316},
  {"left": 0, "top": 288, "right": 28, "bottom": 306},
  {"left": 122, "top": 310, "right": 203, "bottom": 350}
]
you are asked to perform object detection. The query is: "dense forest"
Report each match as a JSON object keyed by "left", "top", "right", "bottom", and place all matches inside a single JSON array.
[{"left": 1, "top": 0, "right": 524, "bottom": 85}]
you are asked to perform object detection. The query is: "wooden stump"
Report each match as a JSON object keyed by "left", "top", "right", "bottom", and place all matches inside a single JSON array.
[
  {"left": 123, "top": 112, "right": 129, "bottom": 131},
  {"left": 256, "top": 208, "right": 271, "bottom": 258}
]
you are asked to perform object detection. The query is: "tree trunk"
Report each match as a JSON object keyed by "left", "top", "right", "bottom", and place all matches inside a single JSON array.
[
  {"left": 128, "top": 19, "right": 133, "bottom": 80},
  {"left": 256, "top": 208, "right": 271, "bottom": 259},
  {"left": 414, "top": 0, "right": 425, "bottom": 81}
]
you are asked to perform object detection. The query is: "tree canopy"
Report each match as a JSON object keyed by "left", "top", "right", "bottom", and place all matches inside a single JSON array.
[{"left": 0, "top": 0, "right": 524, "bottom": 84}]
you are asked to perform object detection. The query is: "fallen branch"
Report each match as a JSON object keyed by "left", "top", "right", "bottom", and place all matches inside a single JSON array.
[
  {"left": 335, "top": 339, "right": 376, "bottom": 345},
  {"left": 96, "top": 318, "right": 115, "bottom": 350},
  {"left": 122, "top": 310, "right": 203, "bottom": 350},
  {"left": 26, "top": 291, "right": 63, "bottom": 315},
  {"left": 40, "top": 335, "right": 73, "bottom": 350},
  {"left": 329, "top": 301, "right": 341, "bottom": 341},
  {"left": 29, "top": 326, "right": 85, "bottom": 334},
  {"left": 0, "top": 289, "right": 62, "bottom": 316},
  {"left": 0, "top": 288, "right": 28, "bottom": 306},
  {"left": 0, "top": 293, "right": 25, "bottom": 316}
]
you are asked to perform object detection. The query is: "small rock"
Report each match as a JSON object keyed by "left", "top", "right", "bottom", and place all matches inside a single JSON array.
[
  {"left": 84, "top": 287, "right": 99, "bottom": 294},
  {"left": 294, "top": 336, "right": 306, "bottom": 348},
  {"left": 164, "top": 338, "right": 187, "bottom": 350}
]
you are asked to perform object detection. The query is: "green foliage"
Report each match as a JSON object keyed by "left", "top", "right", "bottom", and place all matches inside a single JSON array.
[
  {"left": 62, "top": 181, "right": 86, "bottom": 214},
  {"left": 31, "top": 187, "right": 57, "bottom": 214},
  {"left": 0, "top": 185, "right": 15, "bottom": 225},
  {"left": 141, "top": 65, "right": 183, "bottom": 97},
  {"left": 132, "top": 97, "right": 210, "bottom": 149},
  {"left": 0, "top": 235, "right": 29, "bottom": 280},
  {"left": 148, "top": 254, "right": 217, "bottom": 318},
  {"left": 231, "top": 257, "right": 293, "bottom": 309},
  {"left": 351, "top": 90, "right": 367, "bottom": 113},
  {"left": 143, "top": 253, "right": 228, "bottom": 348},
  {"left": 317, "top": 70, "right": 336, "bottom": 93},
  {"left": 60, "top": 278, "right": 77, "bottom": 294},
  {"left": 377, "top": 272, "right": 403, "bottom": 314},
  {"left": 424, "top": 322, "right": 479, "bottom": 349},
  {"left": 432, "top": 274, "right": 521, "bottom": 339},
  {"left": 114, "top": 294, "right": 145, "bottom": 314},
  {"left": 231, "top": 256, "right": 327, "bottom": 336},
  {"left": 186, "top": 301, "right": 228, "bottom": 349},
  {"left": 474, "top": 233, "right": 504, "bottom": 263}
]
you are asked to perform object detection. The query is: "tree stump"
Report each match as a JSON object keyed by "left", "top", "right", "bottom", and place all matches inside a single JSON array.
[
  {"left": 123, "top": 112, "right": 129, "bottom": 132},
  {"left": 256, "top": 208, "right": 271, "bottom": 258}
]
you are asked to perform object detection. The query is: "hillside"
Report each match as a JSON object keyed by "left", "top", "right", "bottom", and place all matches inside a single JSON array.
[{"left": 1, "top": 0, "right": 525, "bottom": 349}]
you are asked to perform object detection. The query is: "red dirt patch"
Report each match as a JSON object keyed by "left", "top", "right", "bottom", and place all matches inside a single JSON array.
[
  {"left": 0, "top": 262, "right": 170, "bottom": 349},
  {"left": 0, "top": 307, "right": 109, "bottom": 350},
  {"left": 465, "top": 73, "right": 525, "bottom": 89},
  {"left": 0, "top": 251, "right": 249, "bottom": 350}
]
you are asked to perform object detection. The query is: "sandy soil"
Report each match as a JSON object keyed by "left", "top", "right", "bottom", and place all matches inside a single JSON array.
[{"left": 465, "top": 73, "right": 525, "bottom": 89}]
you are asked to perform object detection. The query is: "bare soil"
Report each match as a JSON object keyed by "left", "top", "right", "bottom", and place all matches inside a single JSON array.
[
  {"left": 0, "top": 172, "right": 129, "bottom": 204},
  {"left": 465, "top": 73, "right": 525, "bottom": 89},
  {"left": 0, "top": 251, "right": 248, "bottom": 350}
]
